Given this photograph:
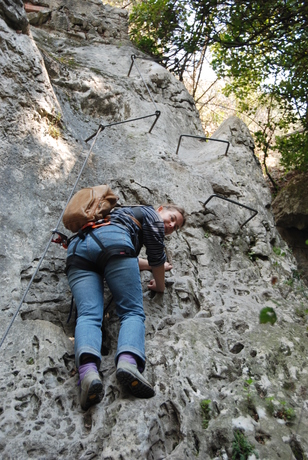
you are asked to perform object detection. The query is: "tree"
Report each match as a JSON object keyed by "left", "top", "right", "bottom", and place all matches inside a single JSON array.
[
  {"left": 129, "top": 0, "right": 308, "bottom": 172},
  {"left": 211, "top": 0, "right": 308, "bottom": 172},
  {"left": 129, "top": 0, "right": 219, "bottom": 97}
]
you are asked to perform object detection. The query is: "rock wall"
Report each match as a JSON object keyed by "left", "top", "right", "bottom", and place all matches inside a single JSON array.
[
  {"left": 0, "top": 1, "right": 307, "bottom": 459},
  {"left": 272, "top": 173, "right": 308, "bottom": 284}
]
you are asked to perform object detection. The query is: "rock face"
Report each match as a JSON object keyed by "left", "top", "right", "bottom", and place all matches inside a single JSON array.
[
  {"left": 272, "top": 173, "right": 308, "bottom": 231},
  {"left": 0, "top": 2, "right": 308, "bottom": 459},
  {"left": 0, "top": 0, "right": 29, "bottom": 33},
  {"left": 272, "top": 173, "right": 308, "bottom": 283}
]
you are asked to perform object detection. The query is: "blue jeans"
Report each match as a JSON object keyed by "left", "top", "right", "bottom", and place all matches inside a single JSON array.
[{"left": 66, "top": 224, "right": 145, "bottom": 369}]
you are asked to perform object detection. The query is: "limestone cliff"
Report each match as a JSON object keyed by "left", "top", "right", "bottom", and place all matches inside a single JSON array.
[{"left": 0, "top": 1, "right": 307, "bottom": 459}]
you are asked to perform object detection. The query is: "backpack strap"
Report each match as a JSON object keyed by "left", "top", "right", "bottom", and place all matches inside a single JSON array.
[
  {"left": 65, "top": 230, "right": 137, "bottom": 276},
  {"left": 127, "top": 207, "right": 144, "bottom": 228},
  {"left": 128, "top": 207, "right": 144, "bottom": 250}
]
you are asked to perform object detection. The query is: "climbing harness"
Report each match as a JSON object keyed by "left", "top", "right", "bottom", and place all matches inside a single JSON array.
[
  {"left": 65, "top": 207, "right": 143, "bottom": 276},
  {"left": 64, "top": 207, "right": 144, "bottom": 324},
  {"left": 0, "top": 54, "right": 258, "bottom": 349},
  {"left": 52, "top": 230, "right": 69, "bottom": 249}
]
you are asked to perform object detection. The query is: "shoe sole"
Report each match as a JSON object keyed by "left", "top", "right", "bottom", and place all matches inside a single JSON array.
[
  {"left": 116, "top": 368, "right": 155, "bottom": 398},
  {"left": 82, "top": 380, "right": 103, "bottom": 410}
]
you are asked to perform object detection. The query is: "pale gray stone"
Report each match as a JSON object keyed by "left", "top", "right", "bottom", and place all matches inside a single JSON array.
[
  {"left": 0, "top": 1, "right": 307, "bottom": 459},
  {"left": 27, "top": 9, "right": 51, "bottom": 27}
]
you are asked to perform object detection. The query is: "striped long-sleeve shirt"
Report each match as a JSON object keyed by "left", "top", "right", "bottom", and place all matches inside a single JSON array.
[{"left": 109, "top": 206, "right": 166, "bottom": 267}]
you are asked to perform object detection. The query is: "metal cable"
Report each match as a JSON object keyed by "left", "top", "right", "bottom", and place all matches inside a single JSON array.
[
  {"left": 0, "top": 54, "right": 162, "bottom": 348},
  {"left": 0, "top": 126, "right": 103, "bottom": 349},
  {"left": 0, "top": 53, "right": 259, "bottom": 348},
  {"left": 128, "top": 55, "right": 158, "bottom": 110}
]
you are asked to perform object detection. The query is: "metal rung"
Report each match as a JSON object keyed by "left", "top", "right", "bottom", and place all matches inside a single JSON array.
[
  {"left": 176, "top": 134, "right": 230, "bottom": 156},
  {"left": 204, "top": 194, "right": 258, "bottom": 228},
  {"left": 85, "top": 111, "right": 161, "bottom": 142}
]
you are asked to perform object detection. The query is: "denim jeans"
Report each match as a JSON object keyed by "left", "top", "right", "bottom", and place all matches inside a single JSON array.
[{"left": 66, "top": 224, "right": 145, "bottom": 368}]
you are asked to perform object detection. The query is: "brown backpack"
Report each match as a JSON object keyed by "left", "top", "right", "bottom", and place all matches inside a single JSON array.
[{"left": 63, "top": 185, "right": 119, "bottom": 232}]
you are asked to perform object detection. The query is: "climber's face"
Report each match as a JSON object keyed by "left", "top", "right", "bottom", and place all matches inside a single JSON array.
[{"left": 157, "top": 206, "right": 184, "bottom": 235}]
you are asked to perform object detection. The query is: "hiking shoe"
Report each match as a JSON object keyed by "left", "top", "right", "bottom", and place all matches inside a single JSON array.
[
  {"left": 116, "top": 361, "right": 155, "bottom": 398},
  {"left": 80, "top": 370, "right": 103, "bottom": 410}
]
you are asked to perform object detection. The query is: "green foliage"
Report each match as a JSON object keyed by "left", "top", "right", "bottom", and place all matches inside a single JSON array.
[
  {"left": 294, "top": 306, "right": 308, "bottom": 320},
  {"left": 273, "top": 247, "right": 286, "bottom": 256},
  {"left": 259, "top": 307, "right": 277, "bottom": 326},
  {"left": 232, "top": 430, "right": 258, "bottom": 460},
  {"left": 48, "top": 112, "right": 62, "bottom": 139},
  {"left": 278, "top": 401, "right": 296, "bottom": 421},
  {"left": 129, "top": 0, "right": 181, "bottom": 60},
  {"left": 200, "top": 399, "right": 211, "bottom": 429},
  {"left": 211, "top": 0, "right": 308, "bottom": 172},
  {"left": 276, "top": 131, "right": 308, "bottom": 172},
  {"left": 285, "top": 278, "right": 294, "bottom": 286},
  {"left": 291, "top": 269, "right": 302, "bottom": 281},
  {"left": 55, "top": 55, "right": 78, "bottom": 68},
  {"left": 265, "top": 396, "right": 275, "bottom": 416},
  {"left": 129, "top": 0, "right": 217, "bottom": 81},
  {"left": 243, "top": 378, "right": 255, "bottom": 405},
  {"left": 266, "top": 397, "right": 296, "bottom": 421},
  {"left": 129, "top": 0, "right": 308, "bottom": 172},
  {"left": 200, "top": 399, "right": 212, "bottom": 429}
]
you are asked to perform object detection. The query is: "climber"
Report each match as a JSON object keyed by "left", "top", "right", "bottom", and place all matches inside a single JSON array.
[{"left": 65, "top": 203, "right": 186, "bottom": 410}]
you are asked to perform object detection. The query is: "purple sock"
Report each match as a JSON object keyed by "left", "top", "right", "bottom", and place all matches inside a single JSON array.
[
  {"left": 78, "top": 362, "right": 98, "bottom": 385},
  {"left": 118, "top": 353, "right": 137, "bottom": 365},
  {"left": 118, "top": 353, "right": 145, "bottom": 373}
]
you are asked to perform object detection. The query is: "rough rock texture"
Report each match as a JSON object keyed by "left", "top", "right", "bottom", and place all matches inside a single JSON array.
[
  {"left": 0, "top": 1, "right": 308, "bottom": 459},
  {"left": 272, "top": 173, "right": 308, "bottom": 283},
  {"left": 272, "top": 173, "right": 308, "bottom": 231},
  {"left": 0, "top": 0, "right": 29, "bottom": 33}
]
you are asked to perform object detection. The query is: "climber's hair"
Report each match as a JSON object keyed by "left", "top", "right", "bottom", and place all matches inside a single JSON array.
[{"left": 160, "top": 204, "right": 186, "bottom": 228}]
